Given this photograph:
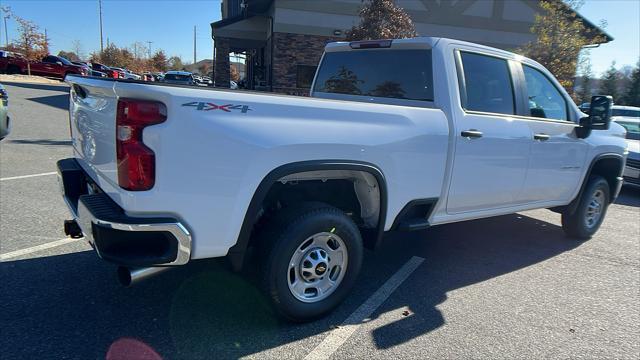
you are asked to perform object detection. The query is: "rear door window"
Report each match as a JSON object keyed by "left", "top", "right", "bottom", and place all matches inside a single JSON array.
[
  {"left": 313, "top": 49, "right": 433, "bottom": 101},
  {"left": 459, "top": 52, "right": 515, "bottom": 115}
]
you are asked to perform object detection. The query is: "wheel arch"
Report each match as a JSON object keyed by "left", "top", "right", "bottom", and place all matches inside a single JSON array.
[
  {"left": 227, "top": 160, "right": 388, "bottom": 271},
  {"left": 562, "top": 153, "right": 624, "bottom": 214}
]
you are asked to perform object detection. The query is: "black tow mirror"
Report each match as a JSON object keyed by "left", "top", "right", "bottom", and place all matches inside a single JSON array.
[{"left": 577, "top": 95, "right": 613, "bottom": 138}]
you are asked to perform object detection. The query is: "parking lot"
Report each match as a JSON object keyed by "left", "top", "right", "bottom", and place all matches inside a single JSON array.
[{"left": 0, "top": 81, "right": 638, "bottom": 359}]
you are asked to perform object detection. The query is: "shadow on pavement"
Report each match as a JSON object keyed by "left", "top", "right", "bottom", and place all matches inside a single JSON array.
[
  {"left": 615, "top": 187, "right": 640, "bottom": 207},
  {"left": 9, "top": 139, "right": 71, "bottom": 146},
  {"left": 26, "top": 94, "right": 69, "bottom": 111},
  {"left": 0, "top": 213, "right": 581, "bottom": 358},
  {"left": 1, "top": 81, "right": 69, "bottom": 92}
]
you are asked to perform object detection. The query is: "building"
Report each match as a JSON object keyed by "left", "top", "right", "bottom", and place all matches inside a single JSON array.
[{"left": 211, "top": 0, "right": 611, "bottom": 95}]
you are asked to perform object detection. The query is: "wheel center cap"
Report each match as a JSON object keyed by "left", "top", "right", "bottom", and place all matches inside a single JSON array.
[{"left": 315, "top": 263, "right": 327, "bottom": 275}]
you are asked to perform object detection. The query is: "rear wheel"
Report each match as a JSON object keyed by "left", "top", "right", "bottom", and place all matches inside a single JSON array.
[
  {"left": 259, "top": 203, "right": 363, "bottom": 322},
  {"left": 7, "top": 65, "right": 21, "bottom": 75},
  {"left": 562, "top": 176, "right": 610, "bottom": 239}
]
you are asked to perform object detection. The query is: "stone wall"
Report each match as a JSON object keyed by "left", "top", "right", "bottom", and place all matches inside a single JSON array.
[
  {"left": 272, "top": 32, "right": 339, "bottom": 95},
  {"left": 214, "top": 37, "right": 231, "bottom": 88}
]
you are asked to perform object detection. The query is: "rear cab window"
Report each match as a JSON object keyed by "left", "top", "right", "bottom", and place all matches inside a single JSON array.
[
  {"left": 458, "top": 51, "right": 515, "bottom": 115},
  {"left": 312, "top": 49, "right": 434, "bottom": 103}
]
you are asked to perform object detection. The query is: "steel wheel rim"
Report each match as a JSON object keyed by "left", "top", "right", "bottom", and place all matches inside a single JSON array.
[
  {"left": 585, "top": 189, "right": 605, "bottom": 229},
  {"left": 287, "top": 232, "right": 348, "bottom": 303}
]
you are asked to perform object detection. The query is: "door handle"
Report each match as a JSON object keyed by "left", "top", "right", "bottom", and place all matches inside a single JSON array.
[
  {"left": 461, "top": 129, "right": 483, "bottom": 139},
  {"left": 534, "top": 133, "right": 550, "bottom": 141}
]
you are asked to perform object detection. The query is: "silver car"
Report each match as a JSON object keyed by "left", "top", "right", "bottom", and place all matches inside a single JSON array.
[{"left": 0, "top": 83, "right": 9, "bottom": 140}]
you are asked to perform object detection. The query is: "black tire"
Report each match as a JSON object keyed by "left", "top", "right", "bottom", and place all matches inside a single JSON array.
[
  {"left": 562, "top": 176, "right": 610, "bottom": 239},
  {"left": 259, "top": 202, "right": 363, "bottom": 322}
]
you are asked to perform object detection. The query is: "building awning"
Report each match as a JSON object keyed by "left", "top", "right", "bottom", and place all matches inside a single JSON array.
[{"left": 211, "top": 14, "right": 270, "bottom": 50}]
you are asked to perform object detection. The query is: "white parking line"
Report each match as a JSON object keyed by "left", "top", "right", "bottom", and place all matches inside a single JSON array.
[
  {"left": 304, "top": 256, "right": 425, "bottom": 360},
  {"left": 0, "top": 238, "right": 76, "bottom": 261},
  {"left": 0, "top": 172, "right": 57, "bottom": 181}
]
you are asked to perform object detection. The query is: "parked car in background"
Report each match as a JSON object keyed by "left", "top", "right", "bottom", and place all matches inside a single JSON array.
[
  {"left": 0, "top": 83, "right": 10, "bottom": 140},
  {"left": 111, "top": 67, "right": 141, "bottom": 80},
  {"left": 0, "top": 51, "right": 26, "bottom": 74},
  {"left": 142, "top": 72, "right": 155, "bottom": 82},
  {"left": 71, "top": 61, "right": 106, "bottom": 78},
  {"left": 612, "top": 107, "right": 640, "bottom": 187},
  {"left": 0, "top": 54, "right": 87, "bottom": 79},
  {"left": 162, "top": 70, "right": 194, "bottom": 85},
  {"left": 89, "top": 62, "right": 121, "bottom": 78}
]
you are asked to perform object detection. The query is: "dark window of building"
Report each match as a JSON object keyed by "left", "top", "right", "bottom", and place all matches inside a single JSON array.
[
  {"left": 313, "top": 49, "right": 433, "bottom": 101},
  {"left": 523, "top": 65, "right": 568, "bottom": 120},
  {"left": 296, "top": 65, "right": 317, "bottom": 89},
  {"left": 460, "top": 52, "right": 515, "bottom": 115}
]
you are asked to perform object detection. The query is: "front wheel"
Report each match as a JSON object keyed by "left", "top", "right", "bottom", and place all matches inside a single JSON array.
[
  {"left": 562, "top": 176, "right": 610, "bottom": 239},
  {"left": 259, "top": 203, "right": 363, "bottom": 322}
]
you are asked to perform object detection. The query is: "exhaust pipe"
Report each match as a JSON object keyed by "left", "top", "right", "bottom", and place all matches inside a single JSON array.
[{"left": 117, "top": 266, "right": 171, "bottom": 287}]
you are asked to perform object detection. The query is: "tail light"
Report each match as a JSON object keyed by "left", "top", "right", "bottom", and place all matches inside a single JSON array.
[
  {"left": 116, "top": 99, "right": 167, "bottom": 191},
  {"left": 111, "top": 70, "right": 119, "bottom": 78}
]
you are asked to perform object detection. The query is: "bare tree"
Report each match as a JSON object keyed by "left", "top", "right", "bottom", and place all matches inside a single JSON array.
[
  {"left": 71, "top": 39, "right": 84, "bottom": 60},
  {"left": 1, "top": 7, "right": 48, "bottom": 75}
]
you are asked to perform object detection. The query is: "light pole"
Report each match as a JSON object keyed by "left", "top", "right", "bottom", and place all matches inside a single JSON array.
[
  {"left": 98, "top": 0, "right": 104, "bottom": 54},
  {"left": 3, "top": 15, "right": 9, "bottom": 47}
]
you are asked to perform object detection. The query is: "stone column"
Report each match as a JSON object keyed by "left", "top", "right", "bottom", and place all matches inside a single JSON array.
[{"left": 214, "top": 38, "right": 230, "bottom": 88}]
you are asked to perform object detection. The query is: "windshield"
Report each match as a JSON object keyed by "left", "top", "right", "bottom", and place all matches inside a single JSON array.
[
  {"left": 612, "top": 109, "right": 640, "bottom": 117},
  {"left": 313, "top": 49, "right": 434, "bottom": 101},
  {"left": 617, "top": 121, "right": 640, "bottom": 140},
  {"left": 164, "top": 74, "right": 191, "bottom": 81},
  {"left": 58, "top": 57, "right": 73, "bottom": 65}
]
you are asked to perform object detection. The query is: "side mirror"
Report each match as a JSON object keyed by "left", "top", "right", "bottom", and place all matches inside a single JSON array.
[
  {"left": 584, "top": 95, "right": 613, "bottom": 130},
  {"left": 577, "top": 95, "right": 613, "bottom": 138}
]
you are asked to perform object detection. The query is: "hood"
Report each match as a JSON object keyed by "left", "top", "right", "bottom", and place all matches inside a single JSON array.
[{"left": 626, "top": 139, "right": 640, "bottom": 160}]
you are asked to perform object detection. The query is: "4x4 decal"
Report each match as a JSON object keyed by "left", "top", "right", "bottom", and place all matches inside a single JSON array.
[{"left": 182, "top": 101, "right": 251, "bottom": 113}]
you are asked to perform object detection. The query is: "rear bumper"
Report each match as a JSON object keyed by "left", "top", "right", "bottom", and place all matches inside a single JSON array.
[
  {"left": 622, "top": 159, "right": 640, "bottom": 187},
  {"left": 57, "top": 158, "right": 191, "bottom": 266}
]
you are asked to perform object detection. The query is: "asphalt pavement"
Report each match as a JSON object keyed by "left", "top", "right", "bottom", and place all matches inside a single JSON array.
[{"left": 0, "top": 81, "right": 638, "bottom": 359}]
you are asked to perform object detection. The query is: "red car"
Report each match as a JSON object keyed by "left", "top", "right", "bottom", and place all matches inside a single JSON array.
[
  {"left": 0, "top": 54, "right": 87, "bottom": 79},
  {"left": 90, "top": 62, "right": 122, "bottom": 79}
]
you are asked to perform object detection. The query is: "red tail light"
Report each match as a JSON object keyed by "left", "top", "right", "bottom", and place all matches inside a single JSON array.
[
  {"left": 111, "top": 70, "right": 119, "bottom": 78},
  {"left": 116, "top": 99, "right": 167, "bottom": 191}
]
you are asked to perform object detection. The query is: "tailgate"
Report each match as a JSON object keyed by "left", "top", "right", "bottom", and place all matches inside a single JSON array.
[{"left": 67, "top": 76, "right": 119, "bottom": 188}]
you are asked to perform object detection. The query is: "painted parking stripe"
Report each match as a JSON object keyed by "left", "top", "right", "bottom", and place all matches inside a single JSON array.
[
  {"left": 0, "top": 172, "right": 57, "bottom": 181},
  {"left": 304, "top": 256, "right": 425, "bottom": 360},
  {"left": 0, "top": 238, "right": 77, "bottom": 261}
]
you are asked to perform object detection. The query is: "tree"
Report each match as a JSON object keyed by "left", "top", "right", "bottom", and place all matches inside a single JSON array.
[
  {"left": 600, "top": 62, "right": 620, "bottom": 103},
  {"left": 624, "top": 60, "right": 640, "bottom": 106},
  {"left": 345, "top": 0, "right": 417, "bottom": 41},
  {"left": 57, "top": 50, "right": 79, "bottom": 62},
  {"left": 519, "top": 0, "right": 604, "bottom": 93},
  {"left": 576, "top": 57, "right": 593, "bottom": 104},
  {"left": 320, "top": 66, "right": 363, "bottom": 94},
  {"left": 2, "top": 7, "right": 48, "bottom": 75},
  {"left": 71, "top": 40, "right": 84, "bottom": 60},
  {"left": 149, "top": 50, "right": 168, "bottom": 72},
  {"left": 168, "top": 56, "right": 184, "bottom": 70}
]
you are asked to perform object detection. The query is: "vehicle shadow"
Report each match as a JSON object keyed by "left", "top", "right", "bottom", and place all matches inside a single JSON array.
[
  {"left": 26, "top": 94, "right": 69, "bottom": 111},
  {"left": 8, "top": 139, "right": 71, "bottom": 146},
  {"left": 1, "top": 81, "right": 69, "bottom": 92},
  {"left": 0, "top": 213, "right": 580, "bottom": 359},
  {"left": 614, "top": 187, "right": 640, "bottom": 207}
]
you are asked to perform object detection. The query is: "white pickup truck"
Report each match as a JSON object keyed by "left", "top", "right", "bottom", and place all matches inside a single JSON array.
[{"left": 59, "top": 37, "right": 627, "bottom": 321}]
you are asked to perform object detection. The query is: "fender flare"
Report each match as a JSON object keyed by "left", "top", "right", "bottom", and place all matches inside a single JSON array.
[
  {"left": 560, "top": 153, "right": 624, "bottom": 215},
  {"left": 226, "top": 160, "right": 388, "bottom": 271}
]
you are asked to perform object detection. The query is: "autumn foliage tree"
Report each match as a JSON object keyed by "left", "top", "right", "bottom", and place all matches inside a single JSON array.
[
  {"left": 2, "top": 7, "right": 48, "bottom": 75},
  {"left": 519, "top": 0, "right": 605, "bottom": 92},
  {"left": 346, "top": 0, "right": 417, "bottom": 41}
]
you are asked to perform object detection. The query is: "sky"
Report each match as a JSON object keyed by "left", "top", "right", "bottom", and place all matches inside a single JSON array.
[{"left": 0, "top": 0, "right": 638, "bottom": 76}]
